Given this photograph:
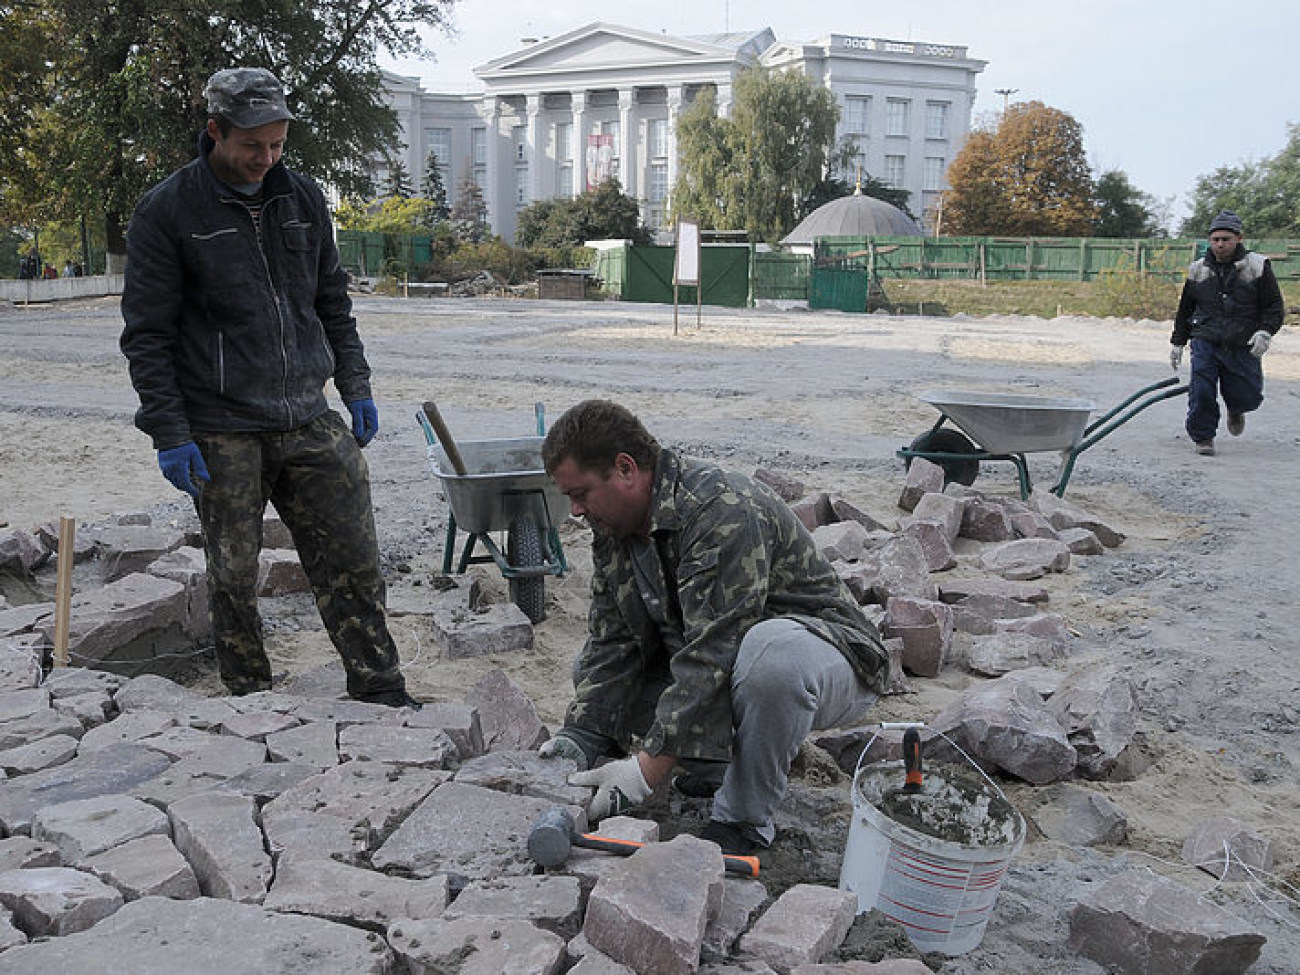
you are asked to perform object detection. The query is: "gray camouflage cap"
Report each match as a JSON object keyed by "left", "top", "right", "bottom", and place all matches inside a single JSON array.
[{"left": 204, "top": 68, "right": 294, "bottom": 128}]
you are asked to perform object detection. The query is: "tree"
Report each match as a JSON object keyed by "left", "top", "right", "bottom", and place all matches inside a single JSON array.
[
  {"left": 1093, "top": 169, "right": 1161, "bottom": 237},
  {"left": 449, "top": 175, "right": 489, "bottom": 244},
  {"left": 944, "top": 101, "right": 1096, "bottom": 236},
  {"left": 421, "top": 149, "right": 449, "bottom": 221},
  {"left": 515, "top": 179, "right": 650, "bottom": 248},
  {"left": 673, "top": 67, "right": 841, "bottom": 242},
  {"left": 1180, "top": 123, "right": 1300, "bottom": 237},
  {"left": 4, "top": 0, "right": 455, "bottom": 261},
  {"left": 385, "top": 159, "right": 413, "bottom": 199}
]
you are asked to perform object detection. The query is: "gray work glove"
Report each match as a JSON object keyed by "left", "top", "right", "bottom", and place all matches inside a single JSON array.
[
  {"left": 1249, "top": 330, "right": 1272, "bottom": 358},
  {"left": 569, "top": 756, "right": 652, "bottom": 820},
  {"left": 1169, "top": 344, "right": 1184, "bottom": 370},
  {"left": 539, "top": 731, "right": 593, "bottom": 771}
]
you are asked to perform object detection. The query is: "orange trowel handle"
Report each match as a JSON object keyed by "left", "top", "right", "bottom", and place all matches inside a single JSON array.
[
  {"left": 902, "top": 727, "right": 923, "bottom": 793},
  {"left": 575, "top": 832, "right": 760, "bottom": 877}
]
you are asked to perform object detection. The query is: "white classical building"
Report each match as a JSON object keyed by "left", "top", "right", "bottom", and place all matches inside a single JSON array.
[{"left": 381, "top": 22, "right": 986, "bottom": 242}]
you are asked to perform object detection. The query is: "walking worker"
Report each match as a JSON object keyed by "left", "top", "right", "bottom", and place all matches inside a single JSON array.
[
  {"left": 1169, "top": 210, "right": 1283, "bottom": 456},
  {"left": 536, "top": 399, "right": 887, "bottom": 855},
  {"left": 120, "top": 67, "right": 417, "bottom": 708}
]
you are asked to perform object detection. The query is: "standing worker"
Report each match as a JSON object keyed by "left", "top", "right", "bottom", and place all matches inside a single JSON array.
[
  {"left": 120, "top": 67, "right": 417, "bottom": 708},
  {"left": 537, "top": 399, "right": 887, "bottom": 855},
  {"left": 1170, "top": 210, "right": 1283, "bottom": 456}
]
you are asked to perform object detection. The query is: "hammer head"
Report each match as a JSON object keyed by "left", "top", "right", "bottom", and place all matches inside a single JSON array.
[{"left": 528, "top": 806, "right": 576, "bottom": 868}]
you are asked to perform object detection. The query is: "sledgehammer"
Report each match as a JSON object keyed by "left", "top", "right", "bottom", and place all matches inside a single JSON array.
[{"left": 527, "top": 806, "right": 760, "bottom": 877}]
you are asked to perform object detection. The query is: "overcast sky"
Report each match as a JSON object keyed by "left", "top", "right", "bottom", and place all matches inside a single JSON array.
[{"left": 382, "top": 0, "right": 1298, "bottom": 228}]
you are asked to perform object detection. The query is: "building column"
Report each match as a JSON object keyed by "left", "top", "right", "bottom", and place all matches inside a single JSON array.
[
  {"left": 619, "top": 88, "right": 638, "bottom": 198},
  {"left": 572, "top": 91, "right": 587, "bottom": 194},
  {"left": 481, "top": 97, "right": 502, "bottom": 234},
  {"left": 666, "top": 85, "right": 684, "bottom": 205},
  {"left": 526, "top": 93, "right": 543, "bottom": 208},
  {"left": 716, "top": 82, "right": 733, "bottom": 118}
]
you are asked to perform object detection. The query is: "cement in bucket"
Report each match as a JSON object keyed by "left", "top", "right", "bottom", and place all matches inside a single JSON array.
[{"left": 838, "top": 758, "right": 1025, "bottom": 956}]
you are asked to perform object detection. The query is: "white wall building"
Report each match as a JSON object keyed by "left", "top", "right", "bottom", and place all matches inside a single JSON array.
[{"left": 380, "top": 22, "right": 985, "bottom": 242}]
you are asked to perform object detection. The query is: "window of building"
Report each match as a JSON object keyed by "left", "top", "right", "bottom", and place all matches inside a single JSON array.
[
  {"left": 885, "top": 99, "right": 910, "bottom": 137},
  {"left": 647, "top": 161, "right": 668, "bottom": 229},
  {"left": 600, "top": 120, "right": 620, "bottom": 175},
  {"left": 515, "top": 167, "right": 529, "bottom": 207},
  {"left": 844, "top": 95, "right": 871, "bottom": 134},
  {"left": 513, "top": 126, "right": 526, "bottom": 163},
  {"left": 555, "top": 122, "right": 573, "bottom": 196},
  {"left": 885, "top": 154, "right": 906, "bottom": 189},
  {"left": 424, "top": 127, "right": 452, "bottom": 178},
  {"left": 470, "top": 127, "right": 486, "bottom": 189},
  {"left": 925, "top": 102, "right": 949, "bottom": 140},
  {"left": 923, "top": 156, "right": 946, "bottom": 192},
  {"left": 647, "top": 118, "right": 668, "bottom": 159}
]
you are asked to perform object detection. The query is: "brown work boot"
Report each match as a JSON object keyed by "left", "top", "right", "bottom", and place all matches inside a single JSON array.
[
  {"left": 1195, "top": 440, "right": 1216, "bottom": 456},
  {"left": 1227, "top": 413, "right": 1245, "bottom": 436}
]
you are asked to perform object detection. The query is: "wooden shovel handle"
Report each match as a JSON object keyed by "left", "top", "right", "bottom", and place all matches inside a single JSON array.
[{"left": 422, "top": 401, "right": 468, "bottom": 475}]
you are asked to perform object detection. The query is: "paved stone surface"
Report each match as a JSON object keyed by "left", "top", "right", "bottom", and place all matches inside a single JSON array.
[
  {"left": 264, "top": 855, "right": 448, "bottom": 930},
  {"left": 168, "top": 792, "right": 272, "bottom": 904},
  {"left": 0, "top": 742, "right": 172, "bottom": 835},
  {"left": 0, "top": 866, "right": 124, "bottom": 937},
  {"left": 0, "top": 894, "right": 397, "bottom": 972},
  {"left": 32, "top": 794, "right": 170, "bottom": 862},
  {"left": 79, "top": 833, "right": 201, "bottom": 900},
  {"left": 373, "top": 781, "right": 582, "bottom": 884},
  {"left": 387, "top": 915, "right": 566, "bottom": 974}
]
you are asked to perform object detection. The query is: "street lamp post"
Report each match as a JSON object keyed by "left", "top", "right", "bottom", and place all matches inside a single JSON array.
[{"left": 994, "top": 88, "right": 1019, "bottom": 113}]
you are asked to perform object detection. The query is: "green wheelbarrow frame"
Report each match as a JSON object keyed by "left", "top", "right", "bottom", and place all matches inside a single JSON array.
[{"left": 897, "top": 376, "right": 1189, "bottom": 499}]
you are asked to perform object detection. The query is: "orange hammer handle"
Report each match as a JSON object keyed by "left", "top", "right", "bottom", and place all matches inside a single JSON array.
[{"left": 575, "top": 832, "right": 760, "bottom": 877}]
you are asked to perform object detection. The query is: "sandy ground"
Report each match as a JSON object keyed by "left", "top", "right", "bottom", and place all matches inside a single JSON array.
[{"left": 2, "top": 294, "right": 1298, "bottom": 971}]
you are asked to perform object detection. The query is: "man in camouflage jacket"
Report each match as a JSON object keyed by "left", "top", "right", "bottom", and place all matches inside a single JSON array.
[{"left": 540, "top": 399, "right": 886, "bottom": 854}]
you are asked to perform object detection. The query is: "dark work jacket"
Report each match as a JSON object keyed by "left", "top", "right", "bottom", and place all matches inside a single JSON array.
[
  {"left": 120, "top": 131, "right": 370, "bottom": 449},
  {"left": 1171, "top": 245, "right": 1284, "bottom": 349}
]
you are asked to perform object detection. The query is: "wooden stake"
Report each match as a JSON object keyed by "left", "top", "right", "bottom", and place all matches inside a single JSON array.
[{"left": 53, "top": 516, "right": 75, "bottom": 667}]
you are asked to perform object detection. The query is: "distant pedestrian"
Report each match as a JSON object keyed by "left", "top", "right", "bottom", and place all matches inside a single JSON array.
[
  {"left": 1170, "top": 210, "right": 1283, "bottom": 456},
  {"left": 120, "top": 67, "right": 419, "bottom": 708},
  {"left": 62, "top": 261, "right": 75, "bottom": 278}
]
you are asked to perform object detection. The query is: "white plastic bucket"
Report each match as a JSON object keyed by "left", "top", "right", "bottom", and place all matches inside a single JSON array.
[{"left": 838, "top": 758, "right": 1025, "bottom": 956}]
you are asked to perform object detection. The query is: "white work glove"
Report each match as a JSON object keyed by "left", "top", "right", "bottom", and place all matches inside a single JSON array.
[
  {"left": 569, "top": 756, "right": 652, "bottom": 820},
  {"left": 539, "top": 732, "right": 591, "bottom": 771},
  {"left": 1249, "top": 330, "right": 1272, "bottom": 358},
  {"left": 1169, "top": 344, "right": 1184, "bottom": 370}
]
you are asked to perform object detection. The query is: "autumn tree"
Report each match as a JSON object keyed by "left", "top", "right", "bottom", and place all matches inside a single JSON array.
[
  {"left": 944, "top": 100, "right": 1096, "bottom": 236},
  {"left": 673, "top": 67, "right": 840, "bottom": 242}
]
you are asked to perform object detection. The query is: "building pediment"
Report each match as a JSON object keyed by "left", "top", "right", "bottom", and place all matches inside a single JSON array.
[{"left": 476, "top": 22, "right": 748, "bottom": 79}]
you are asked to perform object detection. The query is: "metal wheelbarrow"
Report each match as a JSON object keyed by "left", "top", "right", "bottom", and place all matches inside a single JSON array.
[
  {"left": 416, "top": 402, "right": 568, "bottom": 623},
  {"left": 897, "top": 376, "right": 1188, "bottom": 499}
]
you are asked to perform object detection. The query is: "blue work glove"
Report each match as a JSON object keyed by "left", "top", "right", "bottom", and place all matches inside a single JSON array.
[
  {"left": 157, "top": 442, "right": 210, "bottom": 499},
  {"left": 346, "top": 398, "right": 379, "bottom": 447}
]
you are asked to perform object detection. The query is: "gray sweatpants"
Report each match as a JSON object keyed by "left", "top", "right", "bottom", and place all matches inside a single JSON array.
[{"left": 710, "top": 618, "right": 878, "bottom": 843}]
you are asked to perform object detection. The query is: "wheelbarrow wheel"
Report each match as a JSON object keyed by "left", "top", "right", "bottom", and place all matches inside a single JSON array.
[
  {"left": 507, "top": 513, "right": 547, "bottom": 624},
  {"left": 906, "top": 428, "right": 980, "bottom": 487}
]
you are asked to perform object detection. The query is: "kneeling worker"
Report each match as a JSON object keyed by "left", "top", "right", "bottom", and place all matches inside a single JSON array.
[{"left": 537, "top": 399, "right": 887, "bottom": 855}]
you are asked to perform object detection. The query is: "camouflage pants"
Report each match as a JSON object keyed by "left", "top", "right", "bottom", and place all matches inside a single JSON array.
[{"left": 192, "top": 411, "right": 406, "bottom": 698}]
